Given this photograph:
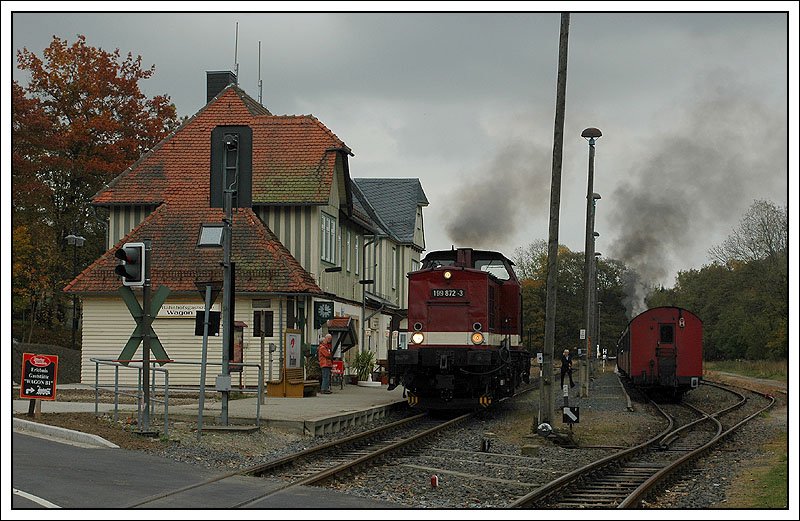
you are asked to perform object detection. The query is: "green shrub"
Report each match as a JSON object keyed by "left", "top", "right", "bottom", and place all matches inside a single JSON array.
[{"left": 352, "top": 350, "right": 376, "bottom": 381}]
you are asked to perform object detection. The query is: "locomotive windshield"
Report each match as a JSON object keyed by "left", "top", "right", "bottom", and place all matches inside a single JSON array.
[
  {"left": 421, "top": 249, "right": 514, "bottom": 280},
  {"left": 424, "top": 259, "right": 456, "bottom": 268},
  {"left": 475, "top": 259, "right": 510, "bottom": 280}
]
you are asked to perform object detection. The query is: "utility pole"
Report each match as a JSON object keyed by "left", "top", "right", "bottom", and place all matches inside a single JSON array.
[{"left": 537, "top": 12, "right": 570, "bottom": 433}]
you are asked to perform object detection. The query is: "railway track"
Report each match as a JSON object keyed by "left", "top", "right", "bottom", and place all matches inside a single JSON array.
[
  {"left": 508, "top": 381, "right": 775, "bottom": 509},
  {"left": 127, "top": 409, "right": 472, "bottom": 508}
]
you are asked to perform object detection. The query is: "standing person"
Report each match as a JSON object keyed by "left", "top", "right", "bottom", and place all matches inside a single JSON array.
[
  {"left": 560, "top": 348, "right": 575, "bottom": 388},
  {"left": 318, "top": 334, "right": 333, "bottom": 394}
]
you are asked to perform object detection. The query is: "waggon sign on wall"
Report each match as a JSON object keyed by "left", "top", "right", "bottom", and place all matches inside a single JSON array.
[{"left": 20, "top": 353, "right": 58, "bottom": 400}]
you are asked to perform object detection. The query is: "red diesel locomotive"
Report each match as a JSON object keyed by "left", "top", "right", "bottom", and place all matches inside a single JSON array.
[
  {"left": 616, "top": 306, "right": 703, "bottom": 400},
  {"left": 388, "top": 248, "right": 532, "bottom": 409}
]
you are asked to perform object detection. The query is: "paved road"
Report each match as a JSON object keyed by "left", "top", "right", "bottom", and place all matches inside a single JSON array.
[{"left": 11, "top": 431, "right": 404, "bottom": 510}]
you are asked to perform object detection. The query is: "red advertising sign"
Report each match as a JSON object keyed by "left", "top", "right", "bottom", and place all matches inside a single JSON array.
[
  {"left": 20, "top": 353, "right": 58, "bottom": 401},
  {"left": 332, "top": 360, "right": 344, "bottom": 376}
]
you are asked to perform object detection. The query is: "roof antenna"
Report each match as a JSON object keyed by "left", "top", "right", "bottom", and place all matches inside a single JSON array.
[
  {"left": 234, "top": 22, "right": 239, "bottom": 84},
  {"left": 258, "top": 40, "right": 263, "bottom": 104}
]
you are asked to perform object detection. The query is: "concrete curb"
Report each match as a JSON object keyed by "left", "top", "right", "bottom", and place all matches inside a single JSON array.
[{"left": 13, "top": 418, "right": 119, "bottom": 449}]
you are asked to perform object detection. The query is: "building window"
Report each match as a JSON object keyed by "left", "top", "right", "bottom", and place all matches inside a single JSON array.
[
  {"left": 321, "top": 212, "right": 336, "bottom": 264},
  {"left": 346, "top": 230, "right": 352, "bottom": 272},
  {"left": 392, "top": 246, "right": 397, "bottom": 290},
  {"left": 355, "top": 236, "right": 359, "bottom": 275},
  {"left": 412, "top": 259, "right": 420, "bottom": 272}
]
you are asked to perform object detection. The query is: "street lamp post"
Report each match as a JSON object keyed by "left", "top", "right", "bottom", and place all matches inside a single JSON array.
[
  {"left": 594, "top": 252, "right": 602, "bottom": 364},
  {"left": 596, "top": 298, "right": 603, "bottom": 366},
  {"left": 65, "top": 234, "right": 85, "bottom": 350},
  {"left": 581, "top": 127, "right": 602, "bottom": 397},
  {"left": 360, "top": 235, "right": 377, "bottom": 356}
]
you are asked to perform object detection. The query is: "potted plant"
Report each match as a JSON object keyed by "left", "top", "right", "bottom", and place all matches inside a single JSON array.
[{"left": 352, "top": 350, "right": 376, "bottom": 382}]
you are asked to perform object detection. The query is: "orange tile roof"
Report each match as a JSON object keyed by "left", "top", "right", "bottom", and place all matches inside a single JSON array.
[
  {"left": 92, "top": 86, "right": 351, "bottom": 207},
  {"left": 65, "top": 204, "right": 322, "bottom": 295},
  {"left": 68, "top": 86, "right": 347, "bottom": 295},
  {"left": 327, "top": 316, "right": 354, "bottom": 330}
]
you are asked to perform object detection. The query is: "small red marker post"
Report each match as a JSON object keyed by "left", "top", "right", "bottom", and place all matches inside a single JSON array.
[{"left": 430, "top": 474, "right": 439, "bottom": 488}]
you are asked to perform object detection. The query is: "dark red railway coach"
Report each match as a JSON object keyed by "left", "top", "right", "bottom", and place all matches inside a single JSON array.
[
  {"left": 616, "top": 306, "right": 703, "bottom": 400},
  {"left": 388, "top": 248, "right": 532, "bottom": 409}
]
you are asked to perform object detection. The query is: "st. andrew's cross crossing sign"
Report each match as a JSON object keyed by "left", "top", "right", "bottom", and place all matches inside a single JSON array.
[{"left": 117, "top": 285, "right": 171, "bottom": 364}]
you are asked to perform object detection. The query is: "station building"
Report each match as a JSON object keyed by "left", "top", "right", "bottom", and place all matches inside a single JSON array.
[{"left": 64, "top": 71, "right": 428, "bottom": 388}]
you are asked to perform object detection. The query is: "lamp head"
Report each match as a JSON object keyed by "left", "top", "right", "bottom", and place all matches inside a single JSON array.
[{"left": 581, "top": 127, "right": 602, "bottom": 140}]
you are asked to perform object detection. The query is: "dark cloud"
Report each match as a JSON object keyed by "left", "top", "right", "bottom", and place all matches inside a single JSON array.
[
  {"left": 607, "top": 72, "right": 786, "bottom": 309},
  {"left": 444, "top": 140, "right": 552, "bottom": 249}
]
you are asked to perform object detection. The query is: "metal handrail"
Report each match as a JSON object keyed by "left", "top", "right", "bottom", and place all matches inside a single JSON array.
[{"left": 90, "top": 358, "right": 264, "bottom": 436}]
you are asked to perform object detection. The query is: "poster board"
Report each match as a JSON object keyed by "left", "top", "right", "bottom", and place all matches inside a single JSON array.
[
  {"left": 20, "top": 353, "right": 58, "bottom": 401},
  {"left": 286, "top": 329, "right": 302, "bottom": 369}
]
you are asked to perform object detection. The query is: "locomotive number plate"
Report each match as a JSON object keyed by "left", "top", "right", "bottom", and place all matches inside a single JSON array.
[{"left": 431, "top": 289, "right": 465, "bottom": 298}]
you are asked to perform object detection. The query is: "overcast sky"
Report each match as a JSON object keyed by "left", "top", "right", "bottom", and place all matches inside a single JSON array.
[{"left": 5, "top": 4, "right": 796, "bottom": 288}]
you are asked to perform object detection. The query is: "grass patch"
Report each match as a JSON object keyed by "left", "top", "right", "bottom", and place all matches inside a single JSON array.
[
  {"left": 721, "top": 433, "right": 788, "bottom": 508},
  {"left": 705, "top": 359, "right": 787, "bottom": 382}
]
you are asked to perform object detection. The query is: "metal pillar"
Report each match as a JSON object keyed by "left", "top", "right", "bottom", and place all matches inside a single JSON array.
[{"left": 581, "top": 128, "right": 602, "bottom": 398}]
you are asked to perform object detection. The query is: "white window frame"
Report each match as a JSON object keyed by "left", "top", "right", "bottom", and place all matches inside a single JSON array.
[
  {"left": 321, "top": 212, "right": 337, "bottom": 264},
  {"left": 355, "top": 236, "right": 359, "bottom": 275},
  {"left": 392, "top": 246, "right": 397, "bottom": 290},
  {"left": 346, "top": 230, "right": 352, "bottom": 272}
]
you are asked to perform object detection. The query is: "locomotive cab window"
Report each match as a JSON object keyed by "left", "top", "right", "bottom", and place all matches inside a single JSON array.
[
  {"left": 424, "top": 259, "right": 455, "bottom": 269},
  {"left": 475, "top": 260, "right": 510, "bottom": 280},
  {"left": 659, "top": 324, "right": 675, "bottom": 344}
]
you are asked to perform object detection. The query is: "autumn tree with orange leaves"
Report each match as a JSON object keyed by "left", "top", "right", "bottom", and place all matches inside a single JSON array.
[{"left": 13, "top": 34, "right": 180, "bottom": 343}]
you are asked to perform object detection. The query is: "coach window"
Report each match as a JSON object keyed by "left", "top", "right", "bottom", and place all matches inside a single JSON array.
[{"left": 660, "top": 324, "right": 674, "bottom": 344}]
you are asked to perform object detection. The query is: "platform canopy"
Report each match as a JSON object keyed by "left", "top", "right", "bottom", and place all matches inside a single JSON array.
[{"left": 327, "top": 316, "right": 359, "bottom": 357}]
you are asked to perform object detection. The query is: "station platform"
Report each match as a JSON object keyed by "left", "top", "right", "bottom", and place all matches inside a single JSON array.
[{"left": 12, "top": 380, "right": 409, "bottom": 438}]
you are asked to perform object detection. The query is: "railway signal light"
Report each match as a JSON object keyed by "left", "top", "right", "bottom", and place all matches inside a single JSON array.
[{"left": 114, "top": 242, "right": 146, "bottom": 287}]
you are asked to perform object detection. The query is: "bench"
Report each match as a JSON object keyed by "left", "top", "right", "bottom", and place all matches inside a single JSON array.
[
  {"left": 268, "top": 368, "right": 320, "bottom": 398},
  {"left": 303, "top": 379, "right": 320, "bottom": 397}
]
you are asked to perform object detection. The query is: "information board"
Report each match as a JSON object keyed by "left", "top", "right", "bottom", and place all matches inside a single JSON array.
[
  {"left": 286, "top": 330, "right": 302, "bottom": 369},
  {"left": 20, "top": 353, "right": 58, "bottom": 401}
]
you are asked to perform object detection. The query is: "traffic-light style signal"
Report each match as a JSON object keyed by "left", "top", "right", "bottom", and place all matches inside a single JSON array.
[{"left": 114, "top": 242, "right": 146, "bottom": 287}]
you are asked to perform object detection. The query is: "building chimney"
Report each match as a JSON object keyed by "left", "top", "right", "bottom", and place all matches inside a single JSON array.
[{"left": 206, "top": 71, "right": 237, "bottom": 103}]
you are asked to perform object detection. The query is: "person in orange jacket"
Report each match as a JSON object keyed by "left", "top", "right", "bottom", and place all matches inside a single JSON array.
[{"left": 318, "top": 334, "right": 333, "bottom": 394}]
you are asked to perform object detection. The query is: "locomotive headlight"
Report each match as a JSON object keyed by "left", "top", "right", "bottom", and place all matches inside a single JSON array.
[
  {"left": 471, "top": 332, "right": 484, "bottom": 345},
  {"left": 443, "top": 270, "right": 452, "bottom": 280},
  {"left": 411, "top": 332, "right": 425, "bottom": 344}
]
